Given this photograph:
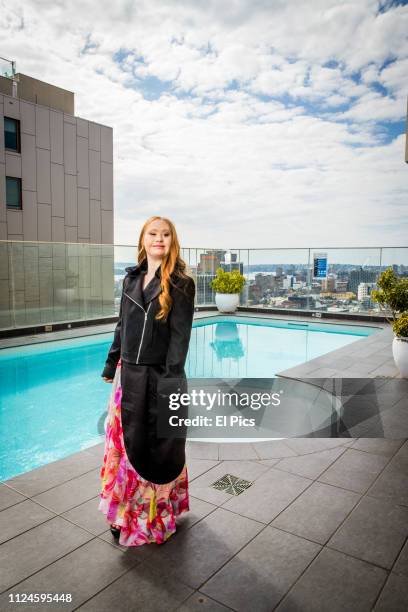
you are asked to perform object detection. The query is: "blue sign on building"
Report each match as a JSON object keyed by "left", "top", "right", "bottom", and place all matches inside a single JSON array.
[{"left": 313, "top": 252, "right": 328, "bottom": 279}]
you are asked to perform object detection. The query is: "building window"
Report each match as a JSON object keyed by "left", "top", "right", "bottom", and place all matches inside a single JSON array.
[
  {"left": 6, "top": 177, "right": 22, "bottom": 209},
  {"left": 4, "top": 117, "right": 21, "bottom": 152}
]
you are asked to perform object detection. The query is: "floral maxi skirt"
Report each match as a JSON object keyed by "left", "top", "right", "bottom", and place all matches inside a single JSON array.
[{"left": 98, "top": 359, "right": 190, "bottom": 546}]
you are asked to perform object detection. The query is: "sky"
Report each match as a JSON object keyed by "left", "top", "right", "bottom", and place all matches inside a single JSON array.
[{"left": 1, "top": 0, "right": 407, "bottom": 250}]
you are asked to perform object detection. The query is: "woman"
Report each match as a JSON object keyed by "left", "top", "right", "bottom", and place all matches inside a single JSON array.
[{"left": 98, "top": 216, "right": 196, "bottom": 546}]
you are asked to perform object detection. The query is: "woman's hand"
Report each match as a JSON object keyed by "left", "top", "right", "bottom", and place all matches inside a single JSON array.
[{"left": 102, "top": 377, "right": 114, "bottom": 383}]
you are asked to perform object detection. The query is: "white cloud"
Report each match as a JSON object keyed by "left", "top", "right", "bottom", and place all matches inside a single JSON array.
[{"left": 0, "top": 0, "right": 407, "bottom": 251}]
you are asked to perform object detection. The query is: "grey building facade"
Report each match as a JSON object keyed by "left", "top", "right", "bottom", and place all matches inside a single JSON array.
[
  {"left": 0, "top": 73, "right": 113, "bottom": 243},
  {"left": 0, "top": 74, "right": 115, "bottom": 331}
]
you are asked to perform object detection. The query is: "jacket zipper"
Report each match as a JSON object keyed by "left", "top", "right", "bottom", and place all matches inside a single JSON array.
[{"left": 123, "top": 293, "right": 152, "bottom": 364}]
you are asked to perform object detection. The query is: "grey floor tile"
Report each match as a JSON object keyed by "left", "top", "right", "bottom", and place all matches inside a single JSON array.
[
  {"left": 0, "top": 499, "right": 55, "bottom": 544},
  {"left": 218, "top": 443, "right": 259, "bottom": 460},
  {"left": 275, "top": 547, "right": 387, "bottom": 612},
  {"left": 283, "top": 438, "right": 336, "bottom": 455},
  {"left": 83, "top": 441, "right": 105, "bottom": 458},
  {"left": 76, "top": 556, "right": 193, "bottom": 611},
  {"left": 32, "top": 468, "right": 101, "bottom": 514},
  {"left": 187, "top": 459, "right": 220, "bottom": 481},
  {"left": 393, "top": 540, "right": 408, "bottom": 577},
  {"left": 0, "top": 483, "right": 27, "bottom": 511},
  {"left": 274, "top": 446, "right": 346, "bottom": 479},
  {"left": 0, "top": 516, "right": 93, "bottom": 592},
  {"left": 0, "top": 538, "right": 139, "bottom": 611},
  {"left": 4, "top": 451, "right": 102, "bottom": 497},
  {"left": 375, "top": 403, "right": 408, "bottom": 439},
  {"left": 190, "top": 460, "right": 269, "bottom": 506},
  {"left": 177, "top": 593, "right": 233, "bottom": 611},
  {"left": 317, "top": 448, "right": 389, "bottom": 493},
  {"left": 302, "top": 367, "right": 340, "bottom": 377},
  {"left": 350, "top": 438, "right": 405, "bottom": 457},
  {"left": 367, "top": 445, "right": 408, "bottom": 506},
  {"left": 186, "top": 442, "right": 219, "bottom": 460},
  {"left": 143, "top": 507, "right": 264, "bottom": 589},
  {"left": 251, "top": 440, "right": 298, "bottom": 460},
  {"left": 62, "top": 495, "right": 110, "bottom": 536},
  {"left": 272, "top": 481, "right": 360, "bottom": 544},
  {"left": 175, "top": 496, "right": 217, "bottom": 532},
  {"left": 201, "top": 526, "right": 320, "bottom": 612},
  {"left": 328, "top": 496, "right": 408, "bottom": 569},
  {"left": 222, "top": 467, "right": 312, "bottom": 524},
  {"left": 373, "top": 573, "right": 408, "bottom": 612}
]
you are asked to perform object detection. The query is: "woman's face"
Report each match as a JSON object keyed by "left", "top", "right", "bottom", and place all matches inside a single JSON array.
[{"left": 143, "top": 219, "right": 172, "bottom": 259}]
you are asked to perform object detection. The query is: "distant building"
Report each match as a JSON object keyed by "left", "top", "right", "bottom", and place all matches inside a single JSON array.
[
  {"left": 358, "top": 282, "right": 377, "bottom": 302},
  {"left": 0, "top": 72, "right": 113, "bottom": 243},
  {"left": 349, "top": 268, "right": 377, "bottom": 294}
]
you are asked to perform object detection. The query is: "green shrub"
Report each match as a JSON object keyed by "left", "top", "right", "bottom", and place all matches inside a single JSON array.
[
  {"left": 210, "top": 268, "right": 246, "bottom": 294},
  {"left": 393, "top": 312, "right": 408, "bottom": 338},
  {"left": 371, "top": 268, "right": 408, "bottom": 324}
]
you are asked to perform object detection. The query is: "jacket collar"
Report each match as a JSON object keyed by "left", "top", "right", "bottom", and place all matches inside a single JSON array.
[{"left": 124, "top": 258, "right": 162, "bottom": 306}]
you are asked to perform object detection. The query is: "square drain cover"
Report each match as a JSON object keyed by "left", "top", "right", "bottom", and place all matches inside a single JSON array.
[{"left": 211, "top": 474, "right": 252, "bottom": 496}]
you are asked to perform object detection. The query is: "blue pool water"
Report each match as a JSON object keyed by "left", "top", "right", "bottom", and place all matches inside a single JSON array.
[{"left": 0, "top": 316, "right": 380, "bottom": 481}]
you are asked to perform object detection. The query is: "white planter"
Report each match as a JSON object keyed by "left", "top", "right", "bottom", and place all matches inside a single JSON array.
[
  {"left": 215, "top": 293, "right": 239, "bottom": 313},
  {"left": 392, "top": 335, "right": 408, "bottom": 378}
]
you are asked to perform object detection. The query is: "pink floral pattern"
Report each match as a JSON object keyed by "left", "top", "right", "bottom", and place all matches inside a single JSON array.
[{"left": 98, "top": 358, "right": 189, "bottom": 546}]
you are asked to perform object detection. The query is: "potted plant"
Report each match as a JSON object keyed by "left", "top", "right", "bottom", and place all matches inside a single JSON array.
[
  {"left": 371, "top": 268, "right": 408, "bottom": 378},
  {"left": 210, "top": 267, "right": 246, "bottom": 313}
]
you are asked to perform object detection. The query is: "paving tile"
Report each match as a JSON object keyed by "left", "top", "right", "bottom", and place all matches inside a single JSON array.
[
  {"left": 274, "top": 446, "right": 346, "bottom": 479},
  {"left": 373, "top": 573, "right": 408, "bottom": 612},
  {"left": 375, "top": 402, "right": 408, "bottom": 439},
  {"left": 222, "top": 467, "right": 312, "bottom": 524},
  {"left": 218, "top": 443, "right": 259, "bottom": 460},
  {"left": 271, "top": 481, "right": 360, "bottom": 544},
  {"left": 0, "top": 516, "right": 94, "bottom": 592},
  {"left": 317, "top": 448, "right": 389, "bottom": 493},
  {"left": 367, "top": 442, "right": 408, "bottom": 506},
  {"left": 0, "top": 483, "right": 27, "bottom": 511},
  {"left": 143, "top": 507, "right": 264, "bottom": 590},
  {"left": 32, "top": 468, "right": 101, "bottom": 514},
  {"left": 328, "top": 496, "right": 408, "bottom": 569},
  {"left": 201, "top": 526, "right": 320, "bottom": 612},
  {"left": 62, "top": 495, "right": 110, "bottom": 536},
  {"left": 302, "top": 367, "right": 340, "bottom": 377},
  {"left": 186, "top": 442, "right": 219, "bottom": 460},
  {"left": 76, "top": 554, "right": 193, "bottom": 611},
  {"left": 349, "top": 438, "right": 404, "bottom": 457},
  {"left": 190, "top": 460, "right": 269, "bottom": 505},
  {"left": 0, "top": 537, "right": 139, "bottom": 611},
  {"left": 250, "top": 440, "right": 298, "bottom": 460},
  {"left": 177, "top": 593, "right": 233, "bottom": 611},
  {"left": 83, "top": 441, "right": 105, "bottom": 458},
  {"left": 283, "top": 438, "right": 336, "bottom": 455},
  {"left": 0, "top": 499, "right": 56, "bottom": 544},
  {"left": 187, "top": 459, "right": 220, "bottom": 481},
  {"left": 175, "top": 496, "right": 217, "bottom": 531},
  {"left": 393, "top": 540, "right": 408, "bottom": 577},
  {"left": 4, "top": 451, "right": 102, "bottom": 497},
  {"left": 275, "top": 547, "right": 387, "bottom": 612}
]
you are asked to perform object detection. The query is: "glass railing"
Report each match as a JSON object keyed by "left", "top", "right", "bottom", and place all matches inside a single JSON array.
[{"left": 0, "top": 241, "right": 406, "bottom": 330}]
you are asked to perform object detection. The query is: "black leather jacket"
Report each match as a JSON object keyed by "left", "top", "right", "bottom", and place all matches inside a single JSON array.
[{"left": 101, "top": 259, "right": 196, "bottom": 380}]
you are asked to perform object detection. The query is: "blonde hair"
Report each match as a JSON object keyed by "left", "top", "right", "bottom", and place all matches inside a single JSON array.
[{"left": 137, "top": 216, "right": 193, "bottom": 321}]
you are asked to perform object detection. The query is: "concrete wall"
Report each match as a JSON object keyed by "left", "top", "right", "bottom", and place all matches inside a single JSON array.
[{"left": 0, "top": 91, "right": 113, "bottom": 244}]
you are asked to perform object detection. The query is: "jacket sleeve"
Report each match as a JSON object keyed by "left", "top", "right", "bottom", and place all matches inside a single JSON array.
[
  {"left": 163, "top": 276, "right": 195, "bottom": 379},
  {"left": 101, "top": 277, "right": 127, "bottom": 379}
]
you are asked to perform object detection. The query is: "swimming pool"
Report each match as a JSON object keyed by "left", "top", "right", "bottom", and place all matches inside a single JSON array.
[{"left": 0, "top": 315, "right": 380, "bottom": 480}]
